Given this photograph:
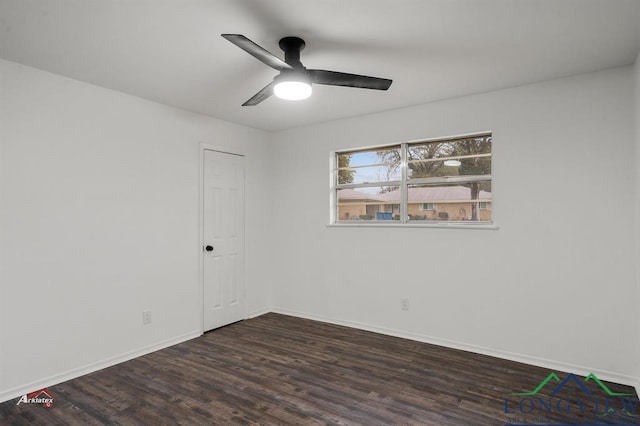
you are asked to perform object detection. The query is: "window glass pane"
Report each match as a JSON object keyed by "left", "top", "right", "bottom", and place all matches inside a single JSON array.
[
  {"left": 337, "top": 187, "right": 400, "bottom": 221},
  {"left": 407, "top": 182, "right": 492, "bottom": 222},
  {"left": 407, "top": 136, "right": 491, "bottom": 180},
  {"left": 337, "top": 147, "right": 401, "bottom": 184}
]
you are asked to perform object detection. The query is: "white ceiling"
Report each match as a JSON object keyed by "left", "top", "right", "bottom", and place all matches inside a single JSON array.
[{"left": 2, "top": 0, "right": 640, "bottom": 132}]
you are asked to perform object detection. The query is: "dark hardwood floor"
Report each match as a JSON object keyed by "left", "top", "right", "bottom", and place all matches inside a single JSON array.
[{"left": 1, "top": 313, "right": 638, "bottom": 425}]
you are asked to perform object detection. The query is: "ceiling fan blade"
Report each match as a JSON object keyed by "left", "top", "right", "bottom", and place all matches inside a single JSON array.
[
  {"left": 309, "top": 69, "right": 392, "bottom": 90},
  {"left": 222, "top": 34, "right": 293, "bottom": 71},
  {"left": 242, "top": 82, "right": 274, "bottom": 106}
]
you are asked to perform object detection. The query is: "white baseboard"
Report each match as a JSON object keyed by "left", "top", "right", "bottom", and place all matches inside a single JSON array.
[
  {"left": 272, "top": 307, "right": 640, "bottom": 390},
  {"left": 246, "top": 306, "right": 271, "bottom": 319},
  {"left": 0, "top": 330, "right": 201, "bottom": 404}
]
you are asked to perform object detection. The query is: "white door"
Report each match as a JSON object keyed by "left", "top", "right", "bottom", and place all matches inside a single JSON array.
[{"left": 203, "top": 149, "right": 245, "bottom": 331}]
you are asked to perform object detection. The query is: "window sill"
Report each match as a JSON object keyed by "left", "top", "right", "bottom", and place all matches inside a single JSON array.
[{"left": 327, "top": 222, "right": 499, "bottom": 230}]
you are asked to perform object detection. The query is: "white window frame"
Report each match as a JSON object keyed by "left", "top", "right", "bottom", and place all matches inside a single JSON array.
[{"left": 329, "top": 132, "right": 496, "bottom": 229}]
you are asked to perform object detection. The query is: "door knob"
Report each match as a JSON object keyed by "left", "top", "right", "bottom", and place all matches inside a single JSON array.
[{"left": 205, "top": 245, "right": 214, "bottom": 252}]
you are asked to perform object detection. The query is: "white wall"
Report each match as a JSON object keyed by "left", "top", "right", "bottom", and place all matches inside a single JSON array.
[
  {"left": 0, "top": 59, "right": 273, "bottom": 401},
  {"left": 272, "top": 67, "right": 639, "bottom": 382}
]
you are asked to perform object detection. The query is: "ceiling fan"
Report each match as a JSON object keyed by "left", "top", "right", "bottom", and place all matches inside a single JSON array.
[{"left": 221, "top": 34, "right": 393, "bottom": 106}]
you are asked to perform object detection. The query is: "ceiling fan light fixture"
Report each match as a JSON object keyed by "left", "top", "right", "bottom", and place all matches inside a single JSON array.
[
  {"left": 273, "top": 74, "right": 312, "bottom": 101},
  {"left": 444, "top": 159, "right": 462, "bottom": 167}
]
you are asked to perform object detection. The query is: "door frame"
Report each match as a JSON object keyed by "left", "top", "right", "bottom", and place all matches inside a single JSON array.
[{"left": 198, "top": 143, "right": 247, "bottom": 334}]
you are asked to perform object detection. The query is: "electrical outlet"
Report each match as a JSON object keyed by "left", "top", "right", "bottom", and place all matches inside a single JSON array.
[
  {"left": 400, "top": 298, "right": 410, "bottom": 311},
  {"left": 142, "top": 310, "right": 152, "bottom": 325}
]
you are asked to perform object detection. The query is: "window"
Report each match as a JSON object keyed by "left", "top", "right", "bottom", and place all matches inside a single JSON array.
[
  {"left": 420, "top": 203, "right": 435, "bottom": 211},
  {"left": 333, "top": 133, "right": 492, "bottom": 225}
]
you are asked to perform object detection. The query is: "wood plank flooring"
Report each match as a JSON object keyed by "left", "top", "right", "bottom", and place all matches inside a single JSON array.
[{"left": 1, "top": 313, "right": 638, "bottom": 425}]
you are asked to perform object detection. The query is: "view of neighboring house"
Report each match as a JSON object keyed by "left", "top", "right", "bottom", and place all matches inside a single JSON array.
[{"left": 337, "top": 186, "right": 492, "bottom": 222}]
